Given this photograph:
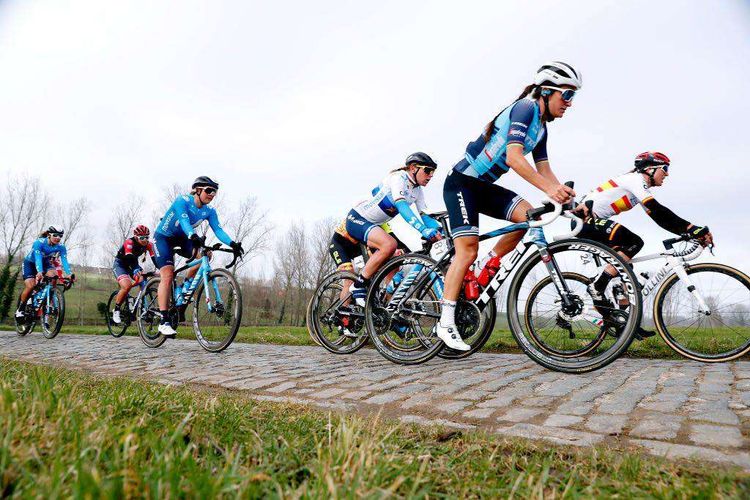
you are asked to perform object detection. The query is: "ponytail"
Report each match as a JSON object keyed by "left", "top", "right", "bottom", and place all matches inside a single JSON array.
[
  {"left": 40, "top": 230, "right": 49, "bottom": 238},
  {"left": 482, "top": 84, "right": 541, "bottom": 142}
]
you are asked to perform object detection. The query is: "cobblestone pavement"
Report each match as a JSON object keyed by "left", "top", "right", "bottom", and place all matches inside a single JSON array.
[{"left": 2, "top": 333, "right": 750, "bottom": 470}]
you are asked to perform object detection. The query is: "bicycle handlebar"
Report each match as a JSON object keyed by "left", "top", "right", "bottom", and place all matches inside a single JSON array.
[{"left": 184, "top": 241, "right": 242, "bottom": 269}]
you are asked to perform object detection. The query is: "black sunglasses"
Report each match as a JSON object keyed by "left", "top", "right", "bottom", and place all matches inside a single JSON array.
[
  {"left": 136, "top": 236, "right": 149, "bottom": 241},
  {"left": 418, "top": 166, "right": 436, "bottom": 174},
  {"left": 49, "top": 232, "right": 63, "bottom": 238},
  {"left": 203, "top": 187, "right": 218, "bottom": 195}
]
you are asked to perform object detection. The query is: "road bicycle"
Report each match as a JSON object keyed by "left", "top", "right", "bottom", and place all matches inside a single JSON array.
[
  {"left": 135, "top": 242, "right": 243, "bottom": 352},
  {"left": 585, "top": 233, "right": 750, "bottom": 362},
  {"left": 16, "top": 275, "right": 75, "bottom": 339},
  {"left": 105, "top": 271, "right": 155, "bottom": 338},
  {"left": 308, "top": 240, "right": 445, "bottom": 355},
  {"left": 363, "top": 186, "right": 644, "bottom": 373}
]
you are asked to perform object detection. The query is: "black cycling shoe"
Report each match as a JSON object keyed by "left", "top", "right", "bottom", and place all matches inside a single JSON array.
[{"left": 634, "top": 327, "right": 656, "bottom": 341}]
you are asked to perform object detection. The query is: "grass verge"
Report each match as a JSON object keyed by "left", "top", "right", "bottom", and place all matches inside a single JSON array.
[{"left": 1, "top": 359, "right": 748, "bottom": 497}]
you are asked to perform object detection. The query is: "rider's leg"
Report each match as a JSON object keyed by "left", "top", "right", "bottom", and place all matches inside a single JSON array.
[
  {"left": 115, "top": 277, "right": 134, "bottom": 307},
  {"left": 349, "top": 228, "right": 396, "bottom": 304},
  {"left": 16, "top": 278, "right": 36, "bottom": 317},
  {"left": 490, "top": 199, "right": 533, "bottom": 259}
]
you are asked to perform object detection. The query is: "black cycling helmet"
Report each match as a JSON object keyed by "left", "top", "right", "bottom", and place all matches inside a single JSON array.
[
  {"left": 47, "top": 226, "right": 64, "bottom": 236},
  {"left": 192, "top": 176, "right": 219, "bottom": 190},
  {"left": 405, "top": 152, "right": 437, "bottom": 168}
]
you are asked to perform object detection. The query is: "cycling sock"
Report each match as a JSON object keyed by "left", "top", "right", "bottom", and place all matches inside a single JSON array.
[
  {"left": 160, "top": 310, "right": 170, "bottom": 325},
  {"left": 440, "top": 299, "right": 457, "bottom": 326},
  {"left": 594, "top": 272, "right": 614, "bottom": 294},
  {"left": 353, "top": 274, "right": 371, "bottom": 289},
  {"left": 114, "top": 303, "right": 121, "bottom": 311}
]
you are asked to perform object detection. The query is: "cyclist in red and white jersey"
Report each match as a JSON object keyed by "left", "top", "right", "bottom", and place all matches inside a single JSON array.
[
  {"left": 577, "top": 151, "right": 714, "bottom": 336},
  {"left": 111, "top": 225, "right": 157, "bottom": 324}
]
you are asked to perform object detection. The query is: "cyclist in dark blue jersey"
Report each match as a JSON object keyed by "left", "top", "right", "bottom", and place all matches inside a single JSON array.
[
  {"left": 437, "top": 62, "right": 581, "bottom": 350},
  {"left": 15, "top": 226, "right": 73, "bottom": 322},
  {"left": 153, "top": 176, "right": 244, "bottom": 337}
]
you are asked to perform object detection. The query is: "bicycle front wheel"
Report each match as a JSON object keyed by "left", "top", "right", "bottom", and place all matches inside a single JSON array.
[
  {"left": 192, "top": 268, "right": 242, "bottom": 352},
  {"left": 365, "top": 254, "right": 445, "bottom": 365},
  {"left": 106, "top": 291, "right": 129, "bottom": 338},
  {"left": 507, "top": 239, "right": 642, "bottom": 373},
  {"left": 136, "top": 278, "right": 167, "bottom": 348},
  {"left": 654, "top": 263, "right": 750, "bottom": 362},
  {"left": 41, "top": 287, "right": 65, "bottom": 339}
]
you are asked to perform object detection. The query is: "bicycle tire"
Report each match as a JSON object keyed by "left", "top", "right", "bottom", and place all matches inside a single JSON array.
[
  {"left": 654, "top": 263, "right": 750, "bottom": 362},
  {"left": 507, "top": 238, "right": 642, "bottom": 373},
  {"left": 311, "top": 270, "right": 369, "bottom": 354},
  {"left": 192, "top": 268, "right": 243, "bottom": 352},
  {"left": 41, "top": 287, "right": 65, "bottom": 339},
  {"left": 365, "top": 253, "right": 444, "bottom": 364},
  {"left": 523, "top": 272, "right": 608, "bottom": 358},
  {"left": 136, "top": 277, "right": 168, "bottom": 348},
  {"left": 106, "top": 291, "right": 129, "bottom": 338}
]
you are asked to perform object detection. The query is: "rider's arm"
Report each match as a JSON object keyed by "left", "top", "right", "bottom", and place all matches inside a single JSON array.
[
  {"left": 207, "top": 210, "right": 234, "bottom": 246},
  {"left": 394, "top": 200, "right": 426, "bottom": 233},
  {"left": 531, "top": 132, "right": 561, "bottom": 185},
  {"left": 641, "top": 197, "right": 692, "bottom": 235},
  {"left": 420, "top": 213, "right": 441, "bottom": 230},
  {"left": 147, "top": 242, "right": 158, "bottom": 268},
  {"left": 59, "top": 245, "right": 72, "bottom": 275},
  {"left": 413, "top": 189, "right": 440, "bottom": 230},
  {"left": 507, "top": 146, "right": 556, "bottom": 192},
  {"left": 32, "top": 240, "right": 44, "bottom": 271},
  {"left": 173, "top": 197, "right": 196, "bottom": 237}
]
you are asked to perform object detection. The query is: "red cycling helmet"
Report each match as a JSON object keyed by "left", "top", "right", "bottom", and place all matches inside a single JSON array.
[
  {"left": 133, "top": 225, "right": 150, "bottom": 237},
  {"left": 634, "top": 151, "right": 670, "bottom": 172}
]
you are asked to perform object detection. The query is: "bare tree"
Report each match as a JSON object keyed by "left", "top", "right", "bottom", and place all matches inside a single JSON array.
[
  {"left": 223, "top": 196, "right": 272, "bottom": 273},
  {"left": 273, "top": 221, "right": 309, "bottom": 325},
  {"left": 309, "top": 216, "right": 336, "bottom": 288},
  {"left": 101, "top": 196, "right": 145, "bottom": 265},
  {"left": 150, "top": 182, "right": 186, "bottom": 228},
  {"left": 0, "top": 173, "right": 50, "bottom": 262},
  {"left": 59, "top": 197, "right": 91, "bottom": 254}
]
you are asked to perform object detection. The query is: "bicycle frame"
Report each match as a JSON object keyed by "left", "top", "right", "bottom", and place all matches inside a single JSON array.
[{"left": 174, "top": 255, "right": 225, "bottom": 312}]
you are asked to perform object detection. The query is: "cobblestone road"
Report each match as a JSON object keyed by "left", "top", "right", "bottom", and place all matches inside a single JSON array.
[{"left": 2, "top": 332, "right": 749, "bottom": 470}]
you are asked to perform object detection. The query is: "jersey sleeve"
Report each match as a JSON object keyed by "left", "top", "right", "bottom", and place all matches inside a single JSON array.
[
  {"left": 174, "top": 197, "right": 195, "bottom": 237},
  {"left": 394, "top": 200, "right": 425, "bottom": 234},
  {"left": 32, "top": 240, "right": 44, "bottom": 271},
  {"left": 623, "top": 174, "right": 654, "bottom": 205},
  {"left": 146, "top": 241, "right": 156, "bottom": 257},
  {"left": 123, "top": 239, "right": 135, "bottom": 255},
  {"left": 531, "top": 127, "right": 549, "bottom": 163},
  {"left": 506, "top": 100, "right": 536, "bottom": 147},
  {"left": 387, "top": 172, "right": 409, "bottom": 203},
  {"left": 207, "top": 209, "right": 233, "bottom": 246},
  {"left": 414, "top": 187, "right": 427, "bottom": 213},
  {"left": 59, "top": 245, "right": 71, "bottom": 274}
]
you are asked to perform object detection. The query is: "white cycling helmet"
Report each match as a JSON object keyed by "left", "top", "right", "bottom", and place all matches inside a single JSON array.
[{"left": 534, "top": 61, "right": 583, "bottom": 90}]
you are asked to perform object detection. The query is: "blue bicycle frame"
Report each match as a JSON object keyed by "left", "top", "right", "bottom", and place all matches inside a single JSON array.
[{"left": 174, "top": 254, "right": 224, "bottom": 312}]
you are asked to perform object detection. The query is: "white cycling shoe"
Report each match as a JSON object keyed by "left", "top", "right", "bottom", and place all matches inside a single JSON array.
[
  {"left": 435, "top": 323, "right": 470, "bottom": 351},
  {"left": 158, "top": 323, "right": 177, "bottom": 338},
  {"left": 14, "top": 309, "right": 25, "bottom": 319},
  {"left": 111, "top": 309, "right": 122, "bottom": 324}
]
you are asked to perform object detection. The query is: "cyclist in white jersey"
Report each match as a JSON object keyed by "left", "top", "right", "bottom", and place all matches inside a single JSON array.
[
  {"left": 344, "top": 152, "right": 443, "bottom": 304},
  {"left": 577, "top": 151, "right": 714, "bottom": 336}
]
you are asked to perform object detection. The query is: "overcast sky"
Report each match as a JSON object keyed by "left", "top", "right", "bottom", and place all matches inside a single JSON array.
[{"left": 0, "top": 0, "right": 748, "bottom": 274}]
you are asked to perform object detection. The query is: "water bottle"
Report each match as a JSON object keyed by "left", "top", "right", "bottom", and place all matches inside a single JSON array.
[
  {"left": 386, "top": 270, "right": 404, "bottom": 294},
  {"left": 477, "top": 254, "right": 501, "bottom": 287},
  {"left": 463, "top": 266, "right": 480, "bottom": 300},
  {"left": 127, "top": 296, "right": 135, "bottom": 313}
]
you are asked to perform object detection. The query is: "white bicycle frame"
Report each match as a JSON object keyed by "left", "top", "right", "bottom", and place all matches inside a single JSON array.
[{"left": 625, "top": 240, "right": 710, "bottom": 313}]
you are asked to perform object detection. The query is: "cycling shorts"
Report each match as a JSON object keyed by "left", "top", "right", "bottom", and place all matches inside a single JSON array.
[
  {"left": 443, "top": 169, "right": 523, "bottom": 239},
  {"left": 112, "top": 258, "right": 141, "bottom": 282},
  {"left": 22, "top": 259, "right": 52, "bottom": 280},
  {"left": 576, "top": 217, "right": 644, "bottom": 258},
  {"left": 154, "top": 233, "right": 194, "bottom": 268},
  {"left": 344, "top": 209, "right": 377, "bottom": 244}
]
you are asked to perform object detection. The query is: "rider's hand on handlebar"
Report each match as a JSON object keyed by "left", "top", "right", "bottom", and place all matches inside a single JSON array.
[
  {"left": 545, "top": 183, "right": 576, "bottom": 205},
  {"left": 35, "top": 272, "right": 44, "bottom": 283},
  {"left": 572, "top": 202, "right": 590, "bottom": 219},
  {"left": 421, "top": 227, "right": 441, "bottom": 242},
  {"left": 230, "top": 240, "right": 245, "bottom": 256}
]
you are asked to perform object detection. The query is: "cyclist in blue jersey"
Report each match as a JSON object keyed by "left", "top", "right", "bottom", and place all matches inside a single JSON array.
[
  {"left": 15, "top": 226, "right": 74, "bottom": 322},
  {"left": 153, "top": 176, "right": 244, "bottom": 337},
  {"left": 345, "top": 152, "right": 443, "bottom": 305},
  {"left": 437, "top": 62, "right": 581, "bottom": 351}
]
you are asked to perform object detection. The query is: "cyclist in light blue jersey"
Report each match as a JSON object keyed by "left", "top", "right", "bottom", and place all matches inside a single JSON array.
[
  {"left": 437, "top": 62, "right": 581, "bottom": 351},
  {"left": 153, "top": 176, "right": 244, "bottom": 337},
  {"left": 15, "top": 226, "right": 73, "bottom": 322},
  {"left": 345, "top": 152, "right": 443, "bottom": 304}
]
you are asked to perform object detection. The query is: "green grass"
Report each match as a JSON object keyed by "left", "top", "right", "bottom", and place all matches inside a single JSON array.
[{"left": 1, "top": 360, "right": 748, "bottom": 497}]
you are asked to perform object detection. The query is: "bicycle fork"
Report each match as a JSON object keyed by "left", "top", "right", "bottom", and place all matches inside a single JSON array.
[{"left": 673, "top": 264, "right": 711, "bottom": 315}]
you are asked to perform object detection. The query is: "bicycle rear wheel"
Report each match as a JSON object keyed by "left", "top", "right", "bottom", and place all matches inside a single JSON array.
[
  {"left": 507, "top": 239, "right": 642, "bottom": 373},
  {"left": 136, "top": 278, "right": 167, "bottom": 348},
  {"left": 192, "top": 268, "right": 242, "bottom": 352},
  {"left": 41, "top": 287, "right": 65, "bottom": 339},
  {"left": 106, "top": 291, "right": 129, "bottom": 338},
  {"left": 310, "top": 271, "right": 369, "bottom": 354},
  {"left": 654, "top": 263, "right": 750, "bottom": 362},
  {"left": 365, "top": 254, "right": 444, "bottom": 364}
]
